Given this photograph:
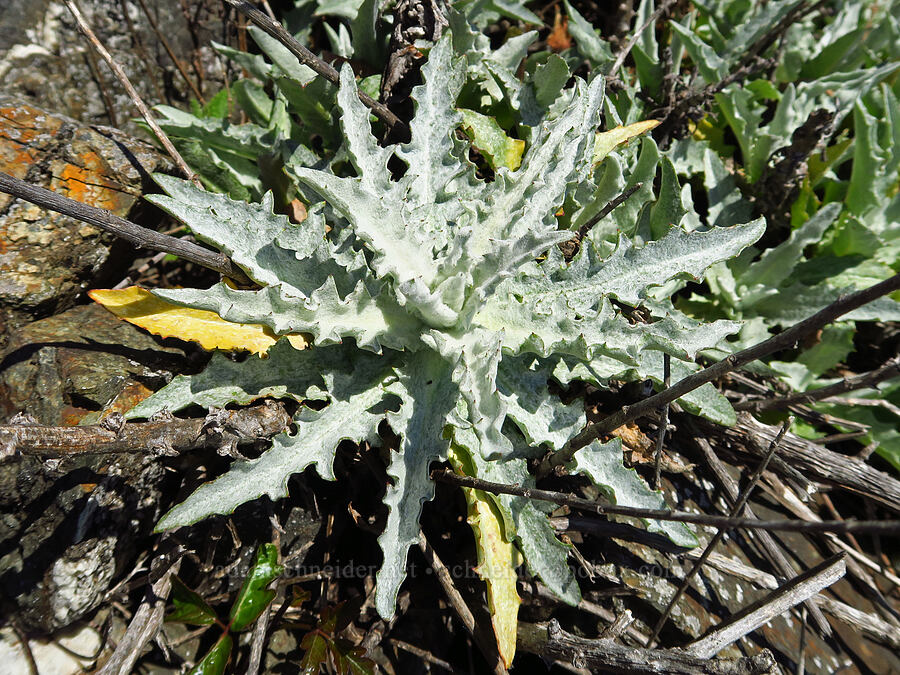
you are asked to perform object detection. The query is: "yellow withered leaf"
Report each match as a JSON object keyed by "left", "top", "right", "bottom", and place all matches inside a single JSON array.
[
  {"left": 89, "top": 287, "right": 307, "bottom": 356},
  {"left": 593, "top": 119, "right": 660, "bottom": 164},
  {"left": 450, "top": 448, "right": 520, "bottom": 667}
]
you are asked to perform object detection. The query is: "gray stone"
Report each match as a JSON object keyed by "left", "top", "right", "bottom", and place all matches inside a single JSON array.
[{"left": 0, "top": 0, "right": 227, "bottom": 133}]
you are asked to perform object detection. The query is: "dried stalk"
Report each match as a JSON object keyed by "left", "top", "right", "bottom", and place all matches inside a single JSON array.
[
  {"left": 221, "top": 0, "right": 406, "bottom": 132},
  {"left": 433, "top": 469, "right": 900, "bottom": 535},
  {"left": 736, "top": 356, "right": 900, "bottom": 412},
  {"left": 62, "top": 0, "right": 200, "bottom": 186},
  {"left": 517, "top": 620, "right": 776, "bottom": 674},
  {"left": 417, "top": 531, "right": 508, "bottom": 675},
  {"left": 97, "top": 544, "right": 183, "bottom": 675},
  {"left": 646, "top": 419, "right": 793, "bottom": 647},
  {"left": 607, "top": 0, "right": 676, "bottom": 79},
  {"left": 0, "top": 171, "right": 252, "bottom": 285},
  {"left": 0, "top": 401, "right": 289, "bottom": 460},
  {"left": 690, "top": 431, "right": 832, "bottom": 635},
  {"left": 684, "top": 554, "right": 846, "bottom": 659}
]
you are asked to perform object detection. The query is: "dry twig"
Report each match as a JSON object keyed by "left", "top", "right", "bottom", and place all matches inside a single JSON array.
[
  {"left": 433, "top": 469, "right": 900, "bottom": 535},
  {"left": 607, "top": 0, "right": 676, "bottom": 79},
  {"left": 221, "top": 0, "right": 406, "bottom": 132},
  {"left": 736, "top": 356, "right": 900, "bottom": 412},
  {"left": 690, "top": 430, "right": 832, "bottom": 635},
  {"left": 97, "top": 544, "right": 184, "bottom": 675},
  {"left": 0, "top": 171, "right": 252, "bottom": 285},
  {"left": 62, "top": 0, "right": 200, "bottom": 186},
  {"left": 647, "top": 419, "right": 793, "bottom": 647},
  {"left": 417, "top": 531, "right": 508, "bottom": 675},
  {"left": 517, "top": 620, "right": 776, "bottom": 674},
  {"left": 684, "top": 554, "right": 846, "bottom": 659},
  {"left": 0, "top": 400, "right": 289, "bottom": 459}
]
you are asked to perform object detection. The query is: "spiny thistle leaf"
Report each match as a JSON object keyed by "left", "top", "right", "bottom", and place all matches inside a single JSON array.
[{"left": 93, "top": 30, "right": 767, "bottom": 621}]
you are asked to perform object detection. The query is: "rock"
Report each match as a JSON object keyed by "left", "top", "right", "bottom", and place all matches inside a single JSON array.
[
  {"left": 0, "top": 304, "right": 191, "bottom": 632},
  {"left": 0, "top": 97, "right": 172, "bottom": 349},
  {"left": 0, "top": 0, "right": 226, "bottom": 133},
  {"left": 0, "top": 624, "right": 102, "bottom": 674},
  {"left": 0, "top": 303, "right": 187, "bottom": 425}
]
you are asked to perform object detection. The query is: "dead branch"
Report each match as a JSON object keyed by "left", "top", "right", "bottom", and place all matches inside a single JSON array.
[
  {"left": 221, "top": 0, "right": 406, "bottom": 132},
  {"left": 433, "top": 469, "right": 900, "bottom": 535},
  {"left": 562, "top": 183, "right": 644, "bottom": 261},
  {"left": 646, "top": 420, "right": 794, "bottom": 647},
  {"left": 517, "top": 619, "right": 776, "bottom": 674},
  {"left": 607, "top": 0, "right": 676, "bottom": 79},
  {"left": 0, "top": 400, "right": 290, "bottom": 460},
  {"left": 62, "top": 0, "right": 200, "bottom": 186},
  {"left": 417, "top": 531, "right": 508, "bottom": 675},
  {"left": 814, "top": 595, "right": 900, "bottom": 651},
  {"left": 97, "top": 542, "right": 183, "bottom": 675},
  {"left": 716, "top": 412, "right": 900, "bottom": 513},
  {"left": 0, "top": 171, "right": 253, "bottom": 285},
  {"left": 690, "top": 431, "right": 832, "bottom": 635},
  {"left": 736, "top": 356, "right": 900, "bottom": 412},
  {"left": 684, "top": 553, "right": 846, "bottom": 659},
  {"left": 542, "top": 270, "right": 900, "bottom": 475}
]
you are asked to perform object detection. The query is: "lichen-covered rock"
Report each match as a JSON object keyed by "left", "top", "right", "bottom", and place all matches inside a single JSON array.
[
  {"left": 0, "top": 304, "right": 190, "bottom": 632},
  {"left": 0, "top": 98, "right": 172, "bottom": 349}
]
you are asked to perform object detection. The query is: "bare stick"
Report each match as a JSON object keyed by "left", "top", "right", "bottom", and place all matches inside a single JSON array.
[
  {"left": 814, "top": 595, "right": 900, "bottom": 651},
  {"left": 736, "top": 356, "right": 900, "bottom": 412},
  {"left": 134, "top": 0, "right": 205, "bottom": 103},
  {"left": 432, "top": 469, "right": 900, "bottom": 535},
  {"left": 563, "top": 183, "right": 645, "bottom": 261},
  {"left": 62, "top": 0, "right": 200, "bottom": 187},
  {"left": 0, "top": 171, "right": 252, "bottom": 285},
  {"left": 9, "top": 621, "right": 38, "bottom": 675},
  {"left": 417, "top": 531, "right": 508, "bottom": 675},
  {"left": 542, "top": 270, "right": 900, "bottom": 475},
  {"left": 646, "top": 420, "right": 792, "bottom": 648},
  {"left": 390, "top": 639, "right": 455, "bottom": 672},
  {"left": 653, "top": 352, "right": 671, "bottom": 489},
  {"left": 0, "top": 401, "right": 290, "bottom": 460},
  {"left": 97, "top": 545, "right": 183, "bottom": 675},
  {"left": 690, "top": 431, "right": 832, "bottom": 635},
  {"left": 718, "top": 412, "right": 900, "bottom": 513},
  {"left": 607, "top": 0, "right": 677, "bottom": 80},
  {"left": 517, "top": 620, "right": 776, "bottom": 675},
  {"left": 684, "top": 553, "right": 845, "bottom": 659},
  {"left": 221, "top": 0, "right": 406, "bottom": 132},
  {"left": 577, "top": 183, "right": 644, "bottom": 241}
]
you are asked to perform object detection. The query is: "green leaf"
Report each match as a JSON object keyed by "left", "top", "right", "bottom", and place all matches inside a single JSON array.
[
  {"left": 331, "top": 638, "right": 377, "bottom": 675},
  {"left": 189, "top": 633, "right": 232, "bottom": 675},
  {"left": 229, "top": 543, "right": 284, "bottom": 631},
  {"left": 563, "top": 0, "right": 614, "bottom": 67},
  {"left": 126, "top": 340, "right": 357, "bottom": 419},
  {"left": 150, "top": 278, "right": 421, "bottom": 353},
  {"left": 497, "top": 355, "right": 585, "bottom": 451},
  {"left": 167, "top": 577, "right": 218, "bottom": 626},
  {"left": 459, "top": 108, "right": 525, "bottom": 170},
  {"left": 533, "top": 54, "right": 571, "bottom": 109},
  {"left": 299, "top": 627, "right": 331, "bottom": 674}
]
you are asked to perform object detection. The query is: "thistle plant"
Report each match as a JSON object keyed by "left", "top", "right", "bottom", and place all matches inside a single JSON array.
[{"left": 92, "top": 34, "right": 765, "bottom": 625}]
